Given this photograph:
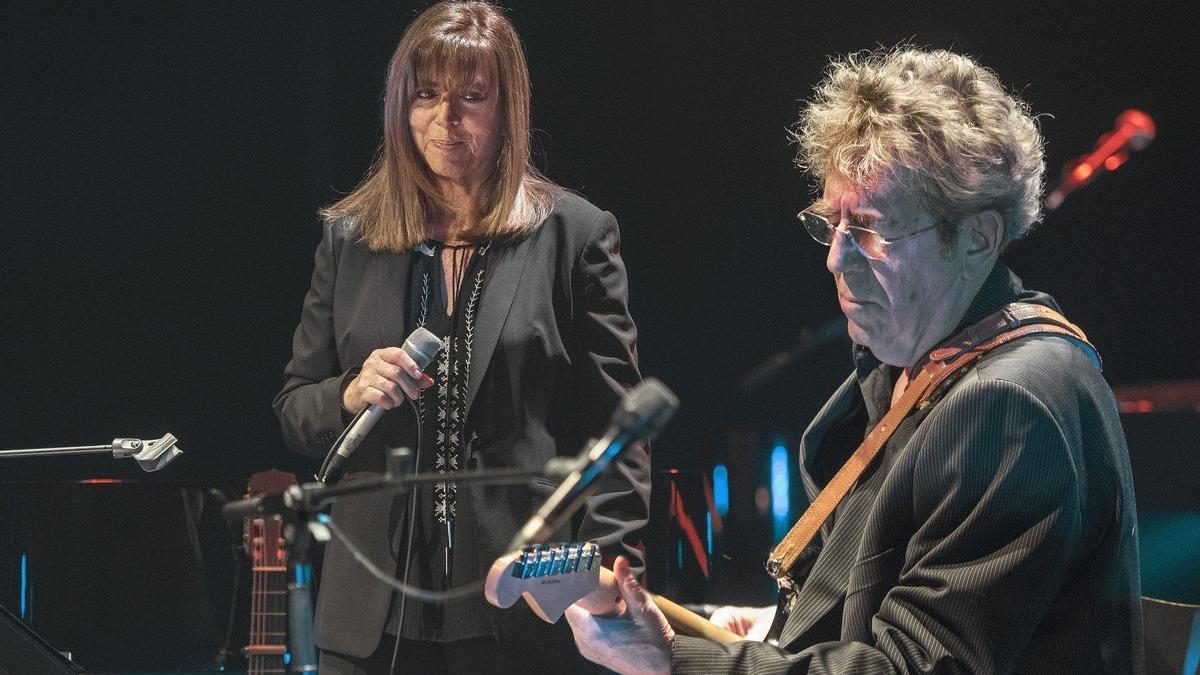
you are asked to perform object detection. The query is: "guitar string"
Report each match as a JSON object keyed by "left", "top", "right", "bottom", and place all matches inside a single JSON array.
[{"left": 249, "top": 520, "right": 289, "bottom": 674}]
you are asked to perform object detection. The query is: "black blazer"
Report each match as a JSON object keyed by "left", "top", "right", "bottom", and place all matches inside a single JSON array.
[
  {"left": 273, "top": 192, "right": 650, "bottom": 660},
  {"left": 672, "top": 267, "right": 1143, "bottom": 673}
]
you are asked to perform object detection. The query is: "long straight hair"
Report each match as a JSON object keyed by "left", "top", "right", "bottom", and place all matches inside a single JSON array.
[{"left": 323, "top": 1, "right": 557, "bottom": 252}]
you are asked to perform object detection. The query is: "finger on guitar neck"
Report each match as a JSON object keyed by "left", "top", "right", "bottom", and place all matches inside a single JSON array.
[{"left": 599, "top": 567, "right": 742, "bottom": 644}]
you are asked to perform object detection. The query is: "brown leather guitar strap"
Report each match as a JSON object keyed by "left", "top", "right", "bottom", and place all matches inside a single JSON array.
[{"left": 765, "top": 303, "right": 1096, "bottom": 583}]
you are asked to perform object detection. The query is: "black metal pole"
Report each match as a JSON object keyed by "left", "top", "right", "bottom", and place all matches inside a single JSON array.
[{"left": 0, "top": 445, "right": 112, "bottom": 458}]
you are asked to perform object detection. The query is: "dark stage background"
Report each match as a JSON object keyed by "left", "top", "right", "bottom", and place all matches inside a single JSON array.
[{"left": 2, "top": 2, "right": 1198, "bottom": 672}]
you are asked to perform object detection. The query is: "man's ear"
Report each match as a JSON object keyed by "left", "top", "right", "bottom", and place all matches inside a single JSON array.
[{"left": 962, "top": 209, "right": 1004, "bottom": 276}]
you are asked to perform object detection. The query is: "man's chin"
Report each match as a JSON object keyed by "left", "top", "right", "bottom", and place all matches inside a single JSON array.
[
  {"left": 845, "top": 322, "right": 900, "bottom": 364},
  {"left": 844, "top": 318, "right": 873, "bottom": 348}
]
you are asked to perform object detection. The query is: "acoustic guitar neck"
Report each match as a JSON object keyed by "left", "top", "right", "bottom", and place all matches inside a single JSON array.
[{"left": 243, "top": 469, "right": 298, "bottom": 675}]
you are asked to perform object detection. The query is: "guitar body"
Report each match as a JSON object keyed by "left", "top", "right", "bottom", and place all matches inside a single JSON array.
[
  {"left": 243, "top": 469, "right": 298, "bottom": 675},
  {"left": 484, "top": 542, "right": 741, "bottom": 644}
]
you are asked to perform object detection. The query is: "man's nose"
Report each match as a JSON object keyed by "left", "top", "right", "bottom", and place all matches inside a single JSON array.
[{"left": 826, "top": 226, "right": 862, "bottom": 275}]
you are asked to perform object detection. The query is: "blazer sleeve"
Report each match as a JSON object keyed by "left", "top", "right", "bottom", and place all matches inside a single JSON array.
[
  {"left": 571, "top": 209, "right": 652, "bottom": 575},
  {"left": 671, "top": 377, "right": 1083, "bottom": 674},
  {"left": 272, "top": 221, "right": 358, "bottom": 459}
]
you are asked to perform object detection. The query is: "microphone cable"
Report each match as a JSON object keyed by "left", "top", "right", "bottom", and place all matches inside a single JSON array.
[
  {"left": 319, "top": 513, "right": 482, "bottom": 603},
  {"left": 316, "top": 395, "right": 421, "bottom": 484},
  {"left": 392, "top": 394, "right": 424, "bottom": 674}
]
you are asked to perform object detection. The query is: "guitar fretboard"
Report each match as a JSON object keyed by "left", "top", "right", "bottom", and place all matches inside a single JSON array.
[
  {"left": 242, "top": 470, "right": 298, "bottom": 675},
  {"left": 249, "top": 524, "right": 288, "bottom": 674}
]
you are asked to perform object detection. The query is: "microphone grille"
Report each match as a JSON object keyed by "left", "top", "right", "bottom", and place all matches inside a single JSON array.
[
  {"left": 405, "top": 326, "right": 445, "bottom": 369},
  {"left": 614, "top": 378, "right": 680, "bottom": 442}
]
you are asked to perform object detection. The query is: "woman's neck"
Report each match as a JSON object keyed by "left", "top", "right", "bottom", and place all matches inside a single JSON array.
[
  {"left": 429, "top": 214, "right": 476, "bottom": 245},
  {"left": 429, "top": 183, "right": 482, "bottom": 244}
]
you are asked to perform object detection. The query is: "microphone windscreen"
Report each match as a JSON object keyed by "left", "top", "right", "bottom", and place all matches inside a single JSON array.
[
  {"left": 612, "top": 378, "right": 679, "bottom": 442},
  {"left": 405, "top": 326, "right": 444, "bottom": 369}
]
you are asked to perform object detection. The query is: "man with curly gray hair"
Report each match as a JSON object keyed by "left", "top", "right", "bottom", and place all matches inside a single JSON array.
[{"left": 566, "top": 47, "right": 1143, "bottom": 674}]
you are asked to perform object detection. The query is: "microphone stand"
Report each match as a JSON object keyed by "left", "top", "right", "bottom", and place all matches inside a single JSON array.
[
  {"left": 0, "top": 434, "right": 183, "bottom": 472},
  {"left": 283, "top": 503, "right": 321, "bottom": 674},
  {"left": 221, "top": 448, "right": 570, "bottom": 674}
]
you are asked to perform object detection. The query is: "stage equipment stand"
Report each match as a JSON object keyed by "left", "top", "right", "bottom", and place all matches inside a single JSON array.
[
  {"left": 0, "top": 434, "right": 183, "bottom": 472},
  {"left": 222, "top": 447, "right": 566, "bottom": 673}
]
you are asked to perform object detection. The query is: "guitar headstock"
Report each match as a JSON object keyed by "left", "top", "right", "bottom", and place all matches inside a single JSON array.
[
  {"left": 485, "top": 542, "right": 603, "bottom": 623},
  {"left": 241, "top": 469, "right": 298, "bottom": 560}
]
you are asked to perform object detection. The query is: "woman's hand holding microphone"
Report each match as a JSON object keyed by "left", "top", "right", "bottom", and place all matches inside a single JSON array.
[{"left": 342, "top": 347, "right": 436, "bottom": 414}]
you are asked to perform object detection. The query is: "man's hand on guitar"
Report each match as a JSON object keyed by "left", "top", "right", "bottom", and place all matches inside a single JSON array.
[
  {"left": 709, "top": 605, "right": 775, "bottom": 641},
  {"left": 564, "top": 556, "right": 674, "bottom": 675}
]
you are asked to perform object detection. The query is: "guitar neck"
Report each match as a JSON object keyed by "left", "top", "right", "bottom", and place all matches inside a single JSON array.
[
  {"left": 248, "top": 557, "right": 288, "bottom": 674},
  {"left": 594, "top": 567, "right": 741, "bottom": 644},
  {"left": 242, "top": 469, "right": 298, "bottom": 675}
]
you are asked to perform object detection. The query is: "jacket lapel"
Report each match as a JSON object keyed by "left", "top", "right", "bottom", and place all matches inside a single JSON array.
[
  {"left": 463, "top": 230, "right": 539, "bottom": 419},
  {"left": 777, "top": 486, "right": 874, "bottom": 646},
  {"left": 374, "top": 249, "right": 412, "bottom": 349},
  {"left": 779, "top": 387, "right": 911, "bottom": 646}
]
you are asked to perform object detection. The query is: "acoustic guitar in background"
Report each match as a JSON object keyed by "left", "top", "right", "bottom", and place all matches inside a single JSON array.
[{"left": 241, "top": 469, "right": 298, "bottom": 675}]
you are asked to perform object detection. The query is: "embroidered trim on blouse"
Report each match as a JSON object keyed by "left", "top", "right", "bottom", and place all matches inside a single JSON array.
[
  {"left": 416, "top": 272, "right": 432, "bottom": 423},
  {"left": 428, "top": 241, "right": 491, "bottom": 524}
]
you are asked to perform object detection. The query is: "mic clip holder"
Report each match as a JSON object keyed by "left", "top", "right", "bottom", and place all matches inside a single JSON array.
[{"left": 111, "top": 434, "right": 183, "bottom": 472}]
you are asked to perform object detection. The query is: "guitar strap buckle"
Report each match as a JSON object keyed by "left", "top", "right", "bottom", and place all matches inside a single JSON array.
[
  {"left": 764, "top": 581, "right": 798, "bottom": 646},
  {"left": 763, "top": 541, "right": 819, "bottom": 645}
]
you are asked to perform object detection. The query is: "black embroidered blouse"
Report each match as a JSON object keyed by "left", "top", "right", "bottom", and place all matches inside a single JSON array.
[{"left": 385, "top": 239, "right": 494, "bottom": 642}]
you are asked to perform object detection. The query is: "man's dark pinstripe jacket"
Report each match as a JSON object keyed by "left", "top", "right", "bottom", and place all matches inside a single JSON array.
[{"left": 672, "top": 263, "right": 1143, "bottom": 673}]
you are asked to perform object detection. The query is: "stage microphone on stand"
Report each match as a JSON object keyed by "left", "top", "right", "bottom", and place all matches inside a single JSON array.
[
  {"left": 317, "top": 326, "right": 443, "bottom": 485},
  {"left": 1046, "top": 109, "right": 1155, "bottom": 210},
  {"left": 508, "top": 378, "right": 679, "bottom": 551}
]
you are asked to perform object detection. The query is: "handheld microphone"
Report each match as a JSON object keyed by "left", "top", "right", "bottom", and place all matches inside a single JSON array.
[
  {"left": 1046, "top": 109, "right": 1155, "bottom": 210},
  {"left": 507, "top": 378, "right": 679, "bottom": 551},
  {"left": 318, "top": 326, "right": 443, "bottom": 484}
]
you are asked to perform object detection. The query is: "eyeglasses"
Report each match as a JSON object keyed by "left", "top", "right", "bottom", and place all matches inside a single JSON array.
[{"left": 798, "top": 208, "right": 945, "bottom": 261}]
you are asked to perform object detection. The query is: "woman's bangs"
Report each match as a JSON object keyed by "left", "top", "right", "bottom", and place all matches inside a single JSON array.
[{"left": 414, "top": 33, "right": 495, "bottom": 91}]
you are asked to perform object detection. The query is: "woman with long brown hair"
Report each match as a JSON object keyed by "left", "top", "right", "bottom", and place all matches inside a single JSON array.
[{"left": 273, "top": 3, "right": 648, "bottom": 673}]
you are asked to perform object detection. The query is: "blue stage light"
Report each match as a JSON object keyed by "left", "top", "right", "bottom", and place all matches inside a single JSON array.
[
  {"left": 771, "top": 444, "right": 790, "bottom": 541},
  {"left": 713, "top": 464, "right": 730, "bottom": 517}
]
